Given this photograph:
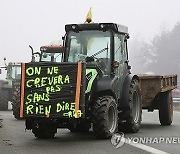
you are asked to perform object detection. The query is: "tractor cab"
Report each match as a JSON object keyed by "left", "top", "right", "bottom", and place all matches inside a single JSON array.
[
  {"left": 29, "top": 45, "right": 64, "bottom": 63},
  {"left": 64, "top": 23, "right": 130, "bottom": 77},
  {"left": 6, "top": 62, "right": 21, "bottom": 82},
  {"left": 0, "top": 60, "right": 21, "bottom": 86},
  {"left": 39, "top": 45, "right": 64, "bottom": 62}
]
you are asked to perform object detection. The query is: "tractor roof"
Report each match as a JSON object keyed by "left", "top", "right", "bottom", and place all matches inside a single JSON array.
[
  {"left": 40, "top": 45, "right": 64, "bottom": 53},
  {"left": 8, "top": 62, "right": 21, "bottom": 66},
  {"left": 65, "top": 23, "right": 128, "bottom": 34}
]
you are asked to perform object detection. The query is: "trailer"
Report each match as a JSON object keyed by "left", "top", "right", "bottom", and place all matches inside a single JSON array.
[{"left": 139, "top": 74, "right": 177, "bottom": 125}]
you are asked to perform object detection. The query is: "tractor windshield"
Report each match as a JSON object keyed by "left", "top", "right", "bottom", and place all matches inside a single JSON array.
[
  {"left": 41, "top": 52, "right": 62, "bottom": 62},
  {"left": 66, "top": 30, "right": 111, "bottom": 74},
  {"left": 8, "top": 65, "right": 21, "bottom": 79}
]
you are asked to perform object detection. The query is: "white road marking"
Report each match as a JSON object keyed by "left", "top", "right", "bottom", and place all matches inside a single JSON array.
[{"left": 123, "top": 137, "right": 170, "bottom": 154}]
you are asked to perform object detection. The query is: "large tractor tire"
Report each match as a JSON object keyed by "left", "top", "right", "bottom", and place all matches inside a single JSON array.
[
  {"left": 32, "top": 122, "right": 57, "bottom": 139},
  {"left": 159, "top": 91, "right": 173, "bottom": 126},
  {"left": 0, "top": 89, "right": 9, "bottom": 111},
  {"left": 118, "top": 79, "right": 142, "bottom": 133},
  {"left": 92, "top": 96, "right": 118, "bottom": 139},
  {"left": 12, "top": 86, "right": 21, "bottom": 119},
  {"left": 68, "top": 121, "right": 90, "bottom": 133}
]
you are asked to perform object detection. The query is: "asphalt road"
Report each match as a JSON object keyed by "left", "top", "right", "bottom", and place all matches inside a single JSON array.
[{"left": 0, "top": 110, "right": 180, "bottom": 154}]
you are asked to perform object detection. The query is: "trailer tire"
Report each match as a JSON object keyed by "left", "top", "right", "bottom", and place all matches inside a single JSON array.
[
  {"left": 92, "top": 96, "right": 118, "bottom": 139},
  {"left": 118, "top": 79, "right": 142, "bottom": 133},
  {"left": 32, "top": 123, "right": 57, "bottom": 139},
  {"left": 68, "top": 121, "right": 90, "bottom": 133},
  {"left": 0, "top": 89, "right": 9, "bottom": 111},
  {"left": 12, "top": 86, "right": 21, "bottom": 119},
  {"left": 159, "top": 91, "right": 173, "bottom": 126}
]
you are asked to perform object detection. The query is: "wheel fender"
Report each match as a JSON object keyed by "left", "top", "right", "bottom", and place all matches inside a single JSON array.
[
  {"left": 120, "top": 75, "right": 139, "bottom": 110},
  {"left": 96, "top": 76, "right": 118, "bottom": 99}
]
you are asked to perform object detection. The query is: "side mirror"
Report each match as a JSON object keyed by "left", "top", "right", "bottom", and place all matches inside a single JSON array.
[{"left": 128, "top": 65, "right": 131, "bottom": 70}]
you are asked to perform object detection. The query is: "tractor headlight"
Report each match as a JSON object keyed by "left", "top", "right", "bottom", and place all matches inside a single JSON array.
[{"left": 40, "top": 47, "right": 47, "bottom": 52}]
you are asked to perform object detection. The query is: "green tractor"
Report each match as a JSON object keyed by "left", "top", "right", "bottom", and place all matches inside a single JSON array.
[
  {"left": 0, "top": 60, "right": 21, "bottom": 111},
  {"left": 22, "top": 23, "right": 142, "bottom": 139},
  {"left": 22, "top": 22, "right": 176, "bottom": 139},
  {"left": 12, "top": 45, "right": 63, "bottom": 119},
  {"left": 62, "top": 23, "right": 141, "bottom": 136}
]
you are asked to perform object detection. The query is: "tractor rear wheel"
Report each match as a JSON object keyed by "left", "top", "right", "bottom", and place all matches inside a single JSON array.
[
  {"left": 12, "top": 86, "right": 21, "bottom": 119},
  {"left": 159, "top": 91, "right": 173, "bottom": 126},
  {"left": 92, "top": 96, "right": 118, "bottom": 139},
  {"left": 118, "top": 79, "right": 142, "bottom": 133},
  {"left": 0, "top": 89, "right": 9, "bottom": 111}
]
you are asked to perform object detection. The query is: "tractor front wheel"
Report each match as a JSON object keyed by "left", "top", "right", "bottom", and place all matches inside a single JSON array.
[
  {"left": 0, "top": 89, "right": 9, "bottom": 111},
  {"left": 92, "top": 96, "right": 118, "bottom": 139},
  {"left": 12, "top": 85, "right": 21, "bottom": 119}
]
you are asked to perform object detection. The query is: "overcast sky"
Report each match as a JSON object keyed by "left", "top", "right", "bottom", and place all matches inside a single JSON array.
[{"left": 1, "top": 0, "right": 180, "bottom": 78}]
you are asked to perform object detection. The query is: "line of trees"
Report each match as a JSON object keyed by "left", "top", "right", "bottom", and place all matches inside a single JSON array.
[{"left": 130, "top": 22, "right": 180, "bottom": 88}]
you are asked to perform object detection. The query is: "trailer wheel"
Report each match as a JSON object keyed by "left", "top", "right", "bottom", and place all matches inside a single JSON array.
[
  {"left": 32, "top": 123, "right": 57, "bottom": 139},
  {"left": 159, "top": 91, "right": 173, "bottom": 126},
  {"left": 68, "top": 121, "right": 90, "bottom": 133},
  {"left": 118, "top": 79, "right": 142, "bottom": 133},
  {"left": 12, "top": 86, "right": 21, "bottom": 119},
  {"left": 92, "top": 96, "right": 118, "bottom": 139},
  {"left": 0, "top": 89, "right": 9, "bottom": 111}
]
